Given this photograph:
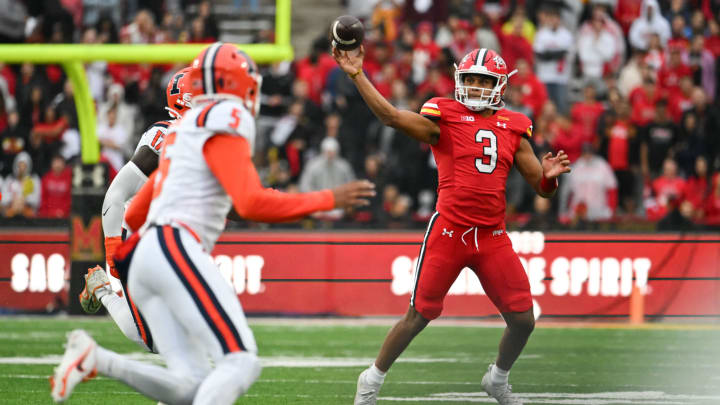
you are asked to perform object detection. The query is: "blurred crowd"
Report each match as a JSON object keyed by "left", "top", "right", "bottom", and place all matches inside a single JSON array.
[{"left": 1, "top": 0, "right": 719, "bottom": 232}]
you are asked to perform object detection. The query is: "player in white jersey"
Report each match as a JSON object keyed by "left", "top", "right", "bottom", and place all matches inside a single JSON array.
[
  {"left": 52, "top": 42, "right": 376, "bottom": 404},
  {"left": 77, "top": 67, "right": 193, "bottom": 353}
]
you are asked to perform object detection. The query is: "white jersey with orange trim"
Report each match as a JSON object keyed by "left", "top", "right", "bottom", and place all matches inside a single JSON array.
[
  {"left": 145, "top": 98, "right": 256, "bottom": 251},
  {"left": 103, "top": 120, "right": 175, "bottom": 239}
]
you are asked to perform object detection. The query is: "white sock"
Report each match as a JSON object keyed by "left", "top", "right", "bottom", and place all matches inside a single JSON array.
[
  {"left": 490, "top": 364, "right": 509, "bottom": 386},
  {"left": 100, "top": 293, "right": 150, "bottom": 351},
  {"left": 95, "top": 346, "right": 199, "bottom": 404},
  {"left": 367, "top": 364, "right": 386, "bottom": 384},
  {"left": 94, "top": 284, "right": 112, "bottom": 300}
]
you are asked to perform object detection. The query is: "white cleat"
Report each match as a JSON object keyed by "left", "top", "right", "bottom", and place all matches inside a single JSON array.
[
  {"left": 78, "top": 265, "right": 111, "bottom": 314},
  {"left": 354, "top": 368, "right": 383, "bottom": 405},
  {"left": 50, "top": 330, "right": 98, "bottom": 403},
  {"left": 481, "top": 364, "right": 524, "bottom": 405}
]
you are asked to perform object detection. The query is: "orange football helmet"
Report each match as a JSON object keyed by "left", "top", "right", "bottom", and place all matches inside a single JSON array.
[
  {"left": 166, "top": 67, "right": 193, "bottom": 119},
  {"left": 189, "top": 42, "right": 262, "bottom": 117}
]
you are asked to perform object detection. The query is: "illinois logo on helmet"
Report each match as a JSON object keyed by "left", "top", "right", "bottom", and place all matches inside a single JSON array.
[
  {"left": 166, "top": 67, "right": 193, "bottom": 119},
  {"left": 188, "top": 42, "right": 262, "bottom": 117},
  {"left": 454, "top": 48, "right": 512, "bottom": 111}
]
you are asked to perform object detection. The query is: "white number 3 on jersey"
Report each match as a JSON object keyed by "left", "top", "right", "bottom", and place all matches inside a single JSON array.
[{"left": 475, "top": 129, "right": 497, "bottom": 174}]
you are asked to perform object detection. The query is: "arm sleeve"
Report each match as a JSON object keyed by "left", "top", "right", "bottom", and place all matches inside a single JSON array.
[
  {"left": 124, "top": 170, "right": 156, "bottom": 233},
  {"left": 101, "top": 162, "right": 148, "bottom": 237},
  {"left": 203, "top": 134, "right": 335, "bottom": 222}
]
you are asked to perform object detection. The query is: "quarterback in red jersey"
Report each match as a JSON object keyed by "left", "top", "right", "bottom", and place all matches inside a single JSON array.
[{"left": 334, "top": 46, "right": 570, "bottom": 405}]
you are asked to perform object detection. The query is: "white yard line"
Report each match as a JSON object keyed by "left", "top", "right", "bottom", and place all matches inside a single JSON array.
[{"left": 381, "top": 391, "right": 720, "bottom": 404}]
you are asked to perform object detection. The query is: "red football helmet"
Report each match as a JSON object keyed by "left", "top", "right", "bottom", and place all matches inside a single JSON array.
[
  {"left": 189, "top": 42, "right": 262, "bottom": 117},
  {"left": 454, "top": 48, "right": 508, "bottom": 111},
  {"left": 166, "top": 67, "right": 193, "bottom": 119}
]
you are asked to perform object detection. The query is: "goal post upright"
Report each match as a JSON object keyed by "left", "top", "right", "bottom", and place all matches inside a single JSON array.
[{"left": 0, "top": 0, "right": 292, "bottom": 164}]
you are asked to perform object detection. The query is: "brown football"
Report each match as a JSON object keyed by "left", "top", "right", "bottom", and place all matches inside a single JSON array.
[{"left": 329, "top": 15, "right": 364, "bottom": 51}]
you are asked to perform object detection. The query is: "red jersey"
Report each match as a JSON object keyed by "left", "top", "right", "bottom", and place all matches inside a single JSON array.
[
  {"left": 421, "top": 98, "right": 532, "bottom": 228},
  {"left": 607, "top": 120, "right": 631, "bottom": 170}
]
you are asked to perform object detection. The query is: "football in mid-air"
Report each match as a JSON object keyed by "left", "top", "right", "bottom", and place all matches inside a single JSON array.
[{"left": 329, "top": 15, "right": 364, "bottom": 51}]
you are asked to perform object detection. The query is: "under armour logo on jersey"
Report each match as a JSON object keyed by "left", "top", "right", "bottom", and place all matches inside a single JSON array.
[
  {"left": 461, "top": 115, "right": 475, "bottom": 122},
  {"left": 496, "top": 121, "right": 507, "bottom": 128},
  {"left": 442, "top": 228, "right": 454, "bottom": 238}
]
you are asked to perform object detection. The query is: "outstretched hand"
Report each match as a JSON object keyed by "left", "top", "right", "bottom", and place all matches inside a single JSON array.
[
  {"left": 332, "top": 45, "right": 365, "bottom": 77},
  {"left": 541, "top": 150, "right": 571, "bottom": 179},
  {"left": 332, "top": 179, "right": 376, "bottom": 208}
]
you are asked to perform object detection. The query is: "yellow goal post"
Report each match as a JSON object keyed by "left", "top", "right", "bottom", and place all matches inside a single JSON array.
[{"left": 0, "top": 0, "right": 292, "bottom": 163}]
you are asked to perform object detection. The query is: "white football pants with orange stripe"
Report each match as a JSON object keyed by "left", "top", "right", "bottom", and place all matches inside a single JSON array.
[{"left": 94, "top": 225, "right": 260, "bottom": 405}]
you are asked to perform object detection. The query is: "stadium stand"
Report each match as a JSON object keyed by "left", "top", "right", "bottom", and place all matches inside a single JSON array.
[{"left": 0, "top": 0, "right": 719, "bottom": 232}]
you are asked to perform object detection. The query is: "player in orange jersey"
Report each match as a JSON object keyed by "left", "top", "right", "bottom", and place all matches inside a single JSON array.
[
  {"left": 52, "top": 42, "right": 375, "bottom": 405},
  {"left": 335, "top": 47, "right": 570, "bottom": 405}
]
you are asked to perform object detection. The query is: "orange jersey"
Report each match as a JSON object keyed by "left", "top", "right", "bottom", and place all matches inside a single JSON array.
[{"left": 420, "top": 97, "right": 532, "bottom": 227}]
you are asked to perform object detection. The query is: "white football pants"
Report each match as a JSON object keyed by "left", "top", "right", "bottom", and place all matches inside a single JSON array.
[{"left": 95, "top": 225, "right": 260, "bottom": 405}]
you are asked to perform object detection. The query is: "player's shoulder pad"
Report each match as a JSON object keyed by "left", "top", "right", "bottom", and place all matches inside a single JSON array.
[
  {"left": 141, "top": 120, "right": 172, "bottom": 137},
  {"left": 135, "top": 120, "right": 173, "bottom": 156},
  {"left": 496, "top": 109, "right": 533, "bottom": 140},
  {"left": 195, "top": 99, "right": 256, "bottom": 143},
  {"left": 420, "top": 97, "right": 450, "bottom": 121}
]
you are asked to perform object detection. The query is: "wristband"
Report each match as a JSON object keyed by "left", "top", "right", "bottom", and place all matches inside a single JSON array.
[
  {"left": 540, "top": 175, "right": 558, "bottom": 193},
  {"left": 349, "top": 69, "right": 361, "bottom": 79}
]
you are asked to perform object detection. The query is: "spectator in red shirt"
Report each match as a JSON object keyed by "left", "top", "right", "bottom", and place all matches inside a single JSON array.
[
  {"left": 657, "top": 45, "right": 692, "bottom": 93},
  {"left": 295, "top": 37, "right": 336, "bottom": 106},
  {"left": 603, "top": 99, "right": 638, "bottom": 208},
  {"left": 38, "top": 155, "right": 71, "bottom": 218},
  {"left": 499, "top": 16, "right": 533, "bottom": 71},
  {"left": 509, "top": 58, "right": 547, "bottom": 117},
  {"left": 413, "top": 22, "right": 442, "bottom": 84},
  {"left": 667, "top": 75, "right": 694, "bottom": 123},
  {"left": 643, "top": 33, "right": 666, "bottom": 73},
  {"left": 364, "top": 41, "right": 393, "bottom": 88},
  {"left": 416, "top": 64, "right": 454, "bottom": 99},
  {"left": 652, "top": 157, "right": 687, "bottom": 209},
  {"left": 570, "top": 84, "right": 605, "bottom": 146},
  {"left": 683, "top": 155, "right": 710, "bottom": 214},
  {"left": 545, "top": 103, "right": 580, "bottom": 162},
  {"left": 447, "top": 19, "right": 478, "bottom": 63},
  {"left": 630, "top": 78, "right": 661, "bottom": 126},
  {"left": 615, "top": 0, "right": 643, "bottom": 34}
]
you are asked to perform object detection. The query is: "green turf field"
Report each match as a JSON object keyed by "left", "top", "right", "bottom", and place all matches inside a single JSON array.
[{"left": 0, "top": 317, "right": 718, "bottom": 404}]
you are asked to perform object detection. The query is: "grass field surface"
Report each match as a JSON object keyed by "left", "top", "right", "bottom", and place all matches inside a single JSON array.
[{"left": 0, "top": 317, "right": 719, "bottom": 404}]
